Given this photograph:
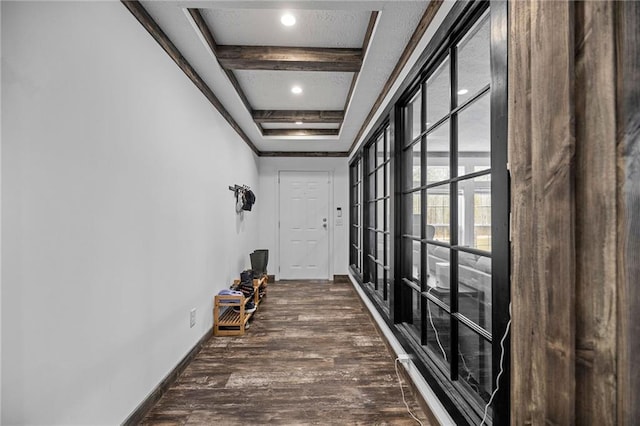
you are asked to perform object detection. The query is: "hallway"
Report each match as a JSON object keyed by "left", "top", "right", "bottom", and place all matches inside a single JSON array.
[{"left": 141, "top": 281, "right": 429, "bottom": 425}]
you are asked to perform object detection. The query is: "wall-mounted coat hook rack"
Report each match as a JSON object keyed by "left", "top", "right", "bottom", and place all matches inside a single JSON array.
[
  {"left": 229, "top": 184, "right": 250, "bottom": 194},
  {"left": 228, "top": 184, "right": 255, "bottom": 213}
]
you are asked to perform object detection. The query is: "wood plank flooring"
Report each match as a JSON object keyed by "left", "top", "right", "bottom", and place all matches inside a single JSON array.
[{"left": 141, "top": 280, "right": 430, "bottom": 425}]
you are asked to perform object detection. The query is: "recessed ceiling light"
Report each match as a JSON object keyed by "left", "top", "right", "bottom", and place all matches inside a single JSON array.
[
  {"left": 457, "top": 89, "right": 469, "bottom": 95},
  {"left": 296, "top": 121, "right": 303, "bottom": 125},
  {"left": 291, "top": 86, "right": 302, "bottom": 95},
  {"left": 281, "top": 13, "right": 296, "bottom": 27}
]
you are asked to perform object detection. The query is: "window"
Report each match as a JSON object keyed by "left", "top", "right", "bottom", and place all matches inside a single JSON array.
[
  {"left": 399, "top": 7, "right": 506, "bottom": 422},
  {"left": 350, "top": 123, "right": 391, "bottom": 311},
  {"left": 350, "top": 160, "right": 363, "bottom": 274},
  {"left": 349, "top": 2, "right": 508, "bottom": 424}
]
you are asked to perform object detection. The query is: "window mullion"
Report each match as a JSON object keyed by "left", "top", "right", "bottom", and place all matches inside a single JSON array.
[{"left": 449, "top": 44, "right": 460, "bottom": 382}]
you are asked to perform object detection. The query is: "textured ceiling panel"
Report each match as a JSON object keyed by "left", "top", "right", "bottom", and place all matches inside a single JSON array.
[
  {"left": 135, "top": 1, "right": 455, "bottom": 152},
  {"left": 235, "top": 70, "right": 352, "bottom": 110},
  {"left": 199, "top": 8, "right": 371, "bottom": 48}
]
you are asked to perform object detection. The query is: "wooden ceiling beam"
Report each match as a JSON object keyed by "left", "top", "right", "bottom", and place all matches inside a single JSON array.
[
  {"left": 121, "top": 1, "right": 260, "bottom": 155},
  {"left": 253, "top": 110, "right": 344, "bottom": 123},
  {"left": 262, "top": 129, "right": 339, "bottom": 137},
  {"left": 260, "top": 151, "right": 349, "bottom": 158},
  {"left": 217, "top": 46, "right": 362, "bottom": 72}
]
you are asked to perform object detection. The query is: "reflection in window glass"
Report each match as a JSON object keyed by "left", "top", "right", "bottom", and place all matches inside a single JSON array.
[
  {"left": 385, "top": 199, "right": 390, "bottom": 233},
  {"left": 408, "top": 89, "right": 422, "bottom": 142},
  {"left": 368, "top": 144, "right": 376, "bottom": 171},
  {"left": 426, "top": 57, "right": 450, "bottom": 126},
  {"left": 386, "top": 127, "right": 391, "bottom": 155},
  {"left": 458, "top": 322, "right": 493, "bottom": 408},
  {"left": 377, "top": 201, "right": 384, "bottom": 232},
  {"left": 385, "top": 233, "right": 390, "bottom": 266},
  {"left": 377, "top": 168, "right": 384, "bottom": 199},
  {"left": 426, "top": 244, "right": 450, "bottom": 295},
  {"left": 377, "top": 264, "right": 385, "bottom": 292},
  {"left": 458, "top": 92, "right": 491, "bottom": 174},
  {"left": 457, "top": 13, "right": 490, "bottom": 105},
  {"left": 412, "top": 240, "right": 421, "bottom": 281},
  {"left": 408, "top": 288, "right": 423, "bottom": 342},
  {"left": 411, "top": 192, "right": 422, "bottom": 237},
  {"left": 458, "top": 175, "right": 491, "bottom": 251},
  {"left": 425, "top": 298, "right": 450, "bottom": 367},
  {"left": 426, "top": 184, "right": 450, "bottom": 243},
  {"left": 377, "top": 134, "right": 384, "bottom": 163},
  {"left": 412, "top": 142, "right": 422, "bottom": 188},
  {"left": 458, "top": 253, "right": 492, "bottom": 332},
  {"left": 426, "top": 120, "right": 450, "bottom": 182}
]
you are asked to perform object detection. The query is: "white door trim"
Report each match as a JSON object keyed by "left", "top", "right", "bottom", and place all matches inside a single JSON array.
[{"left": 276, "top": 170, "right": 333, "bottom": 280}]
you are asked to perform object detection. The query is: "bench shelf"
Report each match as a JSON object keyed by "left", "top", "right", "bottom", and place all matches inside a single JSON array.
[{"left": 213, "top": 275, "right": 268, "bottom": 336}]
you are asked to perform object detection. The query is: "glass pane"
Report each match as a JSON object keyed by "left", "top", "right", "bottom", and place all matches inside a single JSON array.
[
  {"left": 425, "top": 298, "right": 450, "bottom": 366},
  {"left": 411, "top": 192, "right": 422, "bottom": 237},
  {"left": 385, "top": 233, "right": 390, "bottom": 266},
  {"left": 377, "top": 168, "right": 384, "bottom": 199},
  {"left": 458, "top": 252, "right": 492, "bottom": 333},
  {"left": 377, "top": 231, "right": 384, "bottom": 262},
  {"left": 426, "top": 184, "right": 450, "bottom": 243},
  {"left": 385, "top": 198, "right": 390, "bottom": 232},
  {"left": 377, "top": 264, "right": 385, "bottom": 292},
  {"left": 384, "top": 164, "right": 390, "bottom": 197},
  {"left": 385, "top": 126, "right": 391, "bottom": 157},
  {"left": 377, "top": 200, "right": 384, "bottom": 232},
  {"left": 412, "top": 240, "right": 421, "bottom": 281},
  {"left": 407, "top": 288, "right": 422, "bottom": 341},
  {"left": 368, "top": 230, "right": 376, "bottom": 258},
  {"left": 426, "top": 120, "right": 450, "bottom": 184},
  {"left": 368, "top": 145, "right": 376, "bottom": 172},
  {"left": 458, "top": 322, "right": 493, "bottom": 407},
  {"left": 426, "top": 244, "right": 450, "bottom": 297},
  {"left": 458, "top": 175, "right": 491, "bottom": 251},
  {"left": 368, "top": 256, "right": 377, "bottom": 284},
  {"left": 408, "top": 89, "right": 422, "bottom": 142},
  {"left": 457, "top": 13, "right": 490, "bottom": 105},
  {"left": 426, "top": 57, "right": 450, "bottom": 126},
  {"left": 412, "top": 141, "right": 421, "bottom": 188},
  {"left": 377, "top": 134, "right": 384, "bottom": 165},
  {"left": 458, "top": 92, "right": 491, "bottom": 174}
]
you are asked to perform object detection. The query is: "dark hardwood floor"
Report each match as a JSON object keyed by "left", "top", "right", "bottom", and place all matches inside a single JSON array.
[{"left": 141, "top": 280, "right": 430, "bottom": 425}]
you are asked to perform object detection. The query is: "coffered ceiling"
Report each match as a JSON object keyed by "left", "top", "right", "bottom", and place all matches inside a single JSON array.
[{"left": 123, "top": 1, "right": 441, "bottom": 156}]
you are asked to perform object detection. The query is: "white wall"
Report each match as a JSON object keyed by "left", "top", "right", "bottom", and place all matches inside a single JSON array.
[
  {"left": 1, "top": 2, "right": 259, "bottom": 424},
  {"left": 258, "top": 157, "right": 349, "bottom": 279},
  {"left": 0, "top": 1, "right": 3, "bottom": 420}
]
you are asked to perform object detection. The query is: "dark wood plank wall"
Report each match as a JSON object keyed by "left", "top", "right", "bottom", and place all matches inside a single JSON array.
[
  {"left": 530, "top": 2, "right": 576, "bottom": 423},
  {"left": 510, "top": 0, "right": 637, "bottom": 423},
  {"left": 510, "top": 1, "right": 576, "bottom": 423},
  {"left": 508, "top": 0, "right": 536, "bottom": 423},
  {"left": 616, "top": 1, "right": 640, "bottom": 424},
  {"left": 574, "top": 2, "right": 618, "bottom": 424}
]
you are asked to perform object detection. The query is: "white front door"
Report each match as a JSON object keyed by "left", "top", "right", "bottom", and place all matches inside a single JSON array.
[{"left": 279, "top": 171, "right": 330, "bottom": 279}]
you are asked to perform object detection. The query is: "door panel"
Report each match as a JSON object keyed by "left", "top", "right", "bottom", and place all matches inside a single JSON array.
[{"left": 279, "top": 171, "right": 330, "bottom": 279}]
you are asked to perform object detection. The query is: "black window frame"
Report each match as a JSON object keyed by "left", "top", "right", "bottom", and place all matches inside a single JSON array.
[{"left": 348, "top": 1, "right": 509, "bottom": 424}]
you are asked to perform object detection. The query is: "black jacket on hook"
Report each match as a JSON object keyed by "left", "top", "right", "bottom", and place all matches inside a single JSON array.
[{"left": 242, "top": 189, "right": 256, "bottom": 211}]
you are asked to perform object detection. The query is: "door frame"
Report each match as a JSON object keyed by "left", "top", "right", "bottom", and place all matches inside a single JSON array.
[{"left": 277, "top": 170, "right": 333, "bottom": 280}]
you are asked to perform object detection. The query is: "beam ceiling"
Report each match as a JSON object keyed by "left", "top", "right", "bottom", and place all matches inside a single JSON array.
[
  {"left": 252, "top": 110, "right": 344, "bottom": 124},
  {"left": 216, "top": 46, "right": 363, "bottom": 72}
]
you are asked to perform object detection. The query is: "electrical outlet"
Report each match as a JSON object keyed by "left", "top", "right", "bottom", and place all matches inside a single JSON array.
[
  {"left": 398, "top": 353, "right": 411, "bottom": 364},
  {"left": 190, "top": 308, "right": 196, "bottom": 328}
]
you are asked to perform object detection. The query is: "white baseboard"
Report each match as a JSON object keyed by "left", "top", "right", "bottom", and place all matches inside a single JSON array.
[{"left": 348, "top": 273, "right": 455, "bottom": 426}]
